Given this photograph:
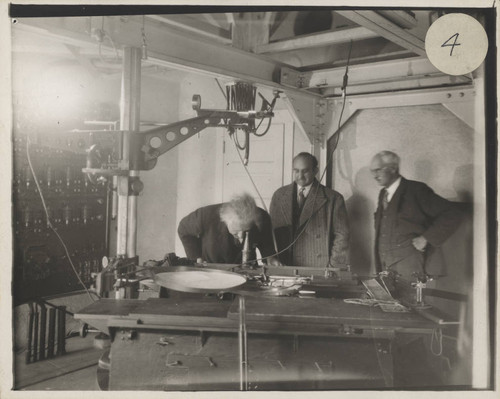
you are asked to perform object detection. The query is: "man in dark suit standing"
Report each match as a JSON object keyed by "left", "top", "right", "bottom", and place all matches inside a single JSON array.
[
  {"left": 269, "top": 152, "right": 349, "bottom": 268},
  {"left": 371, "top": 150, "right": 463, "bottom": 280},
  {"left": 178, "top": 193, "right": 281, "bottom": 266}
]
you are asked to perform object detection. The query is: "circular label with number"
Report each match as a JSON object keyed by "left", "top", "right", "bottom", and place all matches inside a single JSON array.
[{"left": 425, "top": 13, "right": 488, "bottom": 76}]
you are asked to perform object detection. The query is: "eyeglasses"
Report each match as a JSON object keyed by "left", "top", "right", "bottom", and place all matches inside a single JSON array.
[{"left": 370, "top": 166, "right": 390, "bottom": 176}]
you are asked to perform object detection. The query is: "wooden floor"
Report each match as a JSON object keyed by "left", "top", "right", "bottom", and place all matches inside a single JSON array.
[
  {"left": 14, "top": 334, "right": 103, "bottom": 391},
  {"left": 20, "top": 364, "right": 99, "bottom": 391}
]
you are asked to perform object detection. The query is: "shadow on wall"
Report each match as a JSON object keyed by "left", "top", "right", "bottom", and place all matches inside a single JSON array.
[
  {"left": 345, "top": 166, "right": 375, "bottom": 276},
  {"left": 424, "top": 163, "right": 473, "bottom": 281},
  {"left": 452, "top": 163, "right": 474, "bottom": 203}
]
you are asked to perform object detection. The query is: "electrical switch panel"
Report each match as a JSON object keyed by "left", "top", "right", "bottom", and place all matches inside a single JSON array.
[{"left": 13, "top": 133, "right": 110, "bottom": 305}]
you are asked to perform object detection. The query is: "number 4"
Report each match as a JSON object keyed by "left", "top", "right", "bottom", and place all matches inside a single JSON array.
[{"left": 441, "top": 33, "right": 461, "bottom": 56}]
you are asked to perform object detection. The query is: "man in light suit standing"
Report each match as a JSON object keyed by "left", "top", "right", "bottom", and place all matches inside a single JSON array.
[
  {"left": 269, "top": 152, "right": 349, "bottom": 268},
  {"left": 371, "top": 150, "right": 463, "bottom": 280}
]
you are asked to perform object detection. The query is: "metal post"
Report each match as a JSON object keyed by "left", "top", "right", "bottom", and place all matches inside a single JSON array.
[
  {"left": 239, "top": 295, "right": 248, "bottom": 390},
  {"left": 117, "top": 46, "right": 142, "bottom": 258},
  {"left": 127, "top": 172, "right": 139, "bottom": 258}
]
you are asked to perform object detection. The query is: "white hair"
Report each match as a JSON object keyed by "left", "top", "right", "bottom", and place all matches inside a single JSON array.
[
  {"left": 219, "top": 193, "right": 258, "bottom": 230},
  {"left": 374, "top": 150, "right": 400, "bottom": 171}
]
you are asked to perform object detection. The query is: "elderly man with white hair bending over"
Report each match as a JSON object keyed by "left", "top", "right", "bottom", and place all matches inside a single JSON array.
[{"left": 178, "top": 193, "right": 281, "bottom": 266}]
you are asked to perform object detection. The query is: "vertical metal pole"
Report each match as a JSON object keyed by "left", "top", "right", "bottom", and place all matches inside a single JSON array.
[
  {"left": 239, "top": 295, "right": 248, "bottom": 390},
  {"left": 117, "top": 46, "right": 141, "bottom": 258},
  {"left": 127, "top": 173, "right": 139, "bottom": 258}
]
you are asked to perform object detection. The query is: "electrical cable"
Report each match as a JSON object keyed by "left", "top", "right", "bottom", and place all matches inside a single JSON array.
[
  {"left": 431, "top": 328, "right": 444, "bottom": 356},
  {"left": 26, "top": 137, "right": 96, "bottom": 303},
  {"left": 253, "top": 116, "right": 273, "bottom": 137},
  {"left": 233, "top": 129, "right": 247, "bottom": 151}
]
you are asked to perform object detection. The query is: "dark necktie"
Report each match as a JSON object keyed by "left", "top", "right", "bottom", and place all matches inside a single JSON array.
[
  {"left": 298, "top": 187, "right": 306, "bottom": 209},
  {"left": 382, "top": 189, "right": 389, "bottom": 210}
]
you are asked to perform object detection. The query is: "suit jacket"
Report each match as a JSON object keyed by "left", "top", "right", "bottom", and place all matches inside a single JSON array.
[
  {"left": 269, "top": 180, "right": 350, "bottom": 267},
  {"left": 178, "top": 204, "right": 275, "bottom": 264},
  {"left": 374, "top": 177, "right": 463, "bottom": 275}
]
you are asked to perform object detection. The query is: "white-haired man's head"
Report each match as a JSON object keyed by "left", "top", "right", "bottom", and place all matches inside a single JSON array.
[
  {"left": 370, "top": 150, "right": 401, "bottom": 188},
  {"left": 220, "top": 193, "right": 258, "bottom": 238}
]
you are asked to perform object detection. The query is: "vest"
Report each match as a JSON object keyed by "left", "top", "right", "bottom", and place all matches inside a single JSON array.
[{"left": 377, "top": 195, "right": 397, "bottom": 269}]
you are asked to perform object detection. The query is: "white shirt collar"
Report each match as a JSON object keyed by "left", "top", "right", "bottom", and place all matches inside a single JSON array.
[
  {"left": 385, "top": 176, "right": 401, "bottom": 201},
  {"left": 297, "top": 182, "right": 313, "bottom": 198}
]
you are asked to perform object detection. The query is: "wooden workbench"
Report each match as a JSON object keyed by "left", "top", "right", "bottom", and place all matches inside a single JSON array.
[{"left": 75, "top": 296, "right": 444, "bottom": 390}]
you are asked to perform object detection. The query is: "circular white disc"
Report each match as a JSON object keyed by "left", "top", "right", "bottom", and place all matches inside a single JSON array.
[
  {"left": 155, "top": 270, "right": 246, "bottom": 292},
  {"left": 425, "top": 13, "right": 488, "bottom": 76}
]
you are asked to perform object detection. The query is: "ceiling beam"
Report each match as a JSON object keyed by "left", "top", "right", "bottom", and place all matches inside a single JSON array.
[
  {"left": 327, "top": 85, "right": 476, "bottom": 139},
  {"left": 148, "top": 14, "right": 231, "bottom": 44},
  {"left": 232, "top": 12, "right": 271, "bottom": 52},
  {"left": 376, "top": 10, "right": 418, "bottom": 29},
  {"left": 14, "top": 16, "right": 319, "bottom": 100},
  {"left": 64, "top": 44, "right": 100, "bottom": 79},
  {"left": 201, "top": 13, "right": 229, "bottom": 31},
  {"left": 301, "top": 57, "right": 471, "bottom": 90},
  {"left": 225, "top": 12, "right": 235, "bottom": 27},
  {"left": 269, "top": 11, "right": 289, "bottom": 37},
  {"left": 329, "top": 85, "right": 475, "bottom": 111},
  {"left": 322, "top": 75, "right": 471, "bottom": 97},
  {"left": 255, "top": 26, "right": 378, "bottom": 54},
  {"left": 335, "top": 10, "right": 426, "bottom": 56}
]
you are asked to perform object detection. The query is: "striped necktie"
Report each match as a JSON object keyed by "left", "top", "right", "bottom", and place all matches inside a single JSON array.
[
  {"left": 298, "top": 187, "right": 306, "bottom": 209},
  {"left": 382, "top": 189, "right": 389, "bottom": 210}
]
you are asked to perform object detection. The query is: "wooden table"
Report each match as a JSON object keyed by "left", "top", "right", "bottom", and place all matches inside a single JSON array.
[{"left": 75, "top": 296, "right": 443, "bottom": 390}]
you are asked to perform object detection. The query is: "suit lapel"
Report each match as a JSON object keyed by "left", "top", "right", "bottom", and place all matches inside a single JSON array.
[
  {"left": 278, "top": 183, "right": 295, "bottom": 225},
  {"left": 391, "top": 177, "right": 407, "bottom": 212},
  {"left": 298, "top": 180, "right": 327, "bottom": 227},
  {"left": 374, "top": 189, "right": 384, "bottom": 229}
]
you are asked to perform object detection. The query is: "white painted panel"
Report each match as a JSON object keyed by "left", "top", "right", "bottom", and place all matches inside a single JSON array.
[{"left": 222, "top": 122, "right": 285, "bottom": 211}]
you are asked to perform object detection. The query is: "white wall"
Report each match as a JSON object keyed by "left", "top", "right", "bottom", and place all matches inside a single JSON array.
[
  {"left": 174, "top": 75, "right": 227, "bottom": 256},
  {"left": 135, "top": 75, "right": 180, "bottom": 261}
]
